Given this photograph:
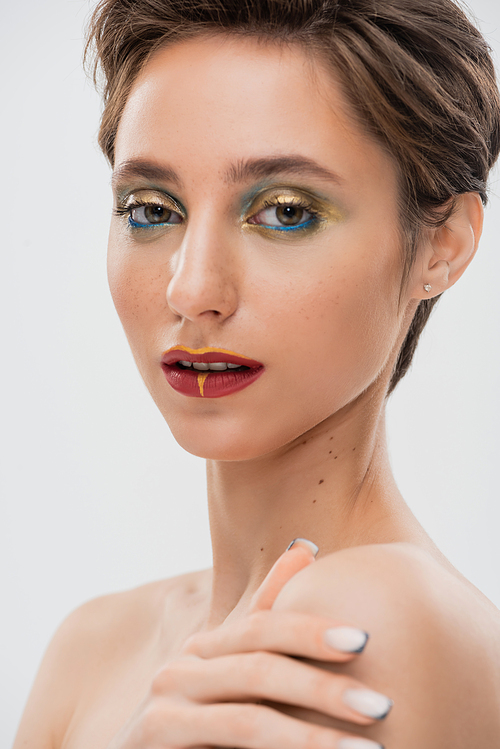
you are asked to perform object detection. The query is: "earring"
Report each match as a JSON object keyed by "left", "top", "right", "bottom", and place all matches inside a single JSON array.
[{"left": 424, "top": 284, "right": 432, "bottom": 292}]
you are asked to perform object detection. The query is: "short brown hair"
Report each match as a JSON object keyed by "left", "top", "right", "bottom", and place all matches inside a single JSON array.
[{"left": 84, "top": 0, "right": 500, "bottom": 393}]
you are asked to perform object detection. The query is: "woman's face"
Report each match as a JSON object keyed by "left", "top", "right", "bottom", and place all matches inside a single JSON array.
[{"left": 109, "top": 35, "right": 418, "bottom": 460}]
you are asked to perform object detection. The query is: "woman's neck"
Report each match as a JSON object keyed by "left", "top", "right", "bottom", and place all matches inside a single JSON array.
[{"left": 204, "top": 384, "right": 430, "bottom": 627}]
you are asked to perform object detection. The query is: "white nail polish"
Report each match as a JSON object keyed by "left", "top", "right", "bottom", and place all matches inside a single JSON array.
[
  {"left": 324, "top": 626, "right": 369, "bottom": 653},
  {"left": 342, "top": 688, "right": 393, "bottom": 719},
  {"left": 338, "top": 738, "right": 384, "bottom": 749},
  {"left": 286, "top": 538, "right": 319, "bottom": 557}
]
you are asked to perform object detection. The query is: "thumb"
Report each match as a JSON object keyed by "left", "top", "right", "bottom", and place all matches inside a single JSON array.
[{"left": 249, "top": 538, "right": 319, "bottom": 613}]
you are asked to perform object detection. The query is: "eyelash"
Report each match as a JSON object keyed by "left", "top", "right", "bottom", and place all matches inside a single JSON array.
[
  {"left": 113, "top": 200, "right": 182, "bottom": 229},
  {"left": 256, "top": 198, "right": 321, "bottom": 231},
  {"left": 114, "top": 195, "right": 324, "bottom": 232}
]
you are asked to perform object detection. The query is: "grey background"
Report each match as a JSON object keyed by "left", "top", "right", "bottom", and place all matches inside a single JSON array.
[{"left": 1, "top": 0, "right": 499, "bottom": 744}]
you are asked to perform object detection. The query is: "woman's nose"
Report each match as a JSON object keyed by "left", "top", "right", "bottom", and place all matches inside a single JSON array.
[{"left": 166, "top": 220, "right": 239, "bottom": 323}]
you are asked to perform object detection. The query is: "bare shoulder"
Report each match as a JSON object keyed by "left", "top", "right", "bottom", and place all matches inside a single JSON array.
[
  {"left": 275, "top": 541, "right": 499, "bottom": 624},
  {"left": 273, "top": 542, "right": 500, "bottom": 748},
  {"left": 13, "top": 570, "right": 210, "bottom": 749},
  {"left": 42, "top": 569, "right": 210, "bottom": 681}
]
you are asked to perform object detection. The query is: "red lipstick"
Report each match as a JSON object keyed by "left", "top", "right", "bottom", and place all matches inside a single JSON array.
[{"left": 161, "top": 346, "right": 264, "bottom": 398}]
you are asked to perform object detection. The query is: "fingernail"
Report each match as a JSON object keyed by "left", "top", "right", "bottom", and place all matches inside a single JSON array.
[
  {"left": 342, "top": 688, "right": 393, "bottom": 720},
  {"left": 324, "top": 626, "right": 369, "bottom": 654},
  {"left": 286, "top": 538, "right": 319, "bottom": 557},
  {"left": 338, "top": 739, "right": 385, "bottom": 749}
]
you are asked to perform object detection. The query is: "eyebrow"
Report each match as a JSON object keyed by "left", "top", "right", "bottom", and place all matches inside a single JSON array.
[
  {"left": 111, "top": 155, "right": 344, "bottom": 191},
  {"left": 111, "top": 160, "right": 183, "bottom": 191},
  {"left": 225, "top": 156, "right": 344, "bottom": 186}
]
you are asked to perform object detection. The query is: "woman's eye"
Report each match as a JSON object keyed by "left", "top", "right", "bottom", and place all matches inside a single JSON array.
[
  {"left": 129, "top": 203, "right": 183, "bottom": 227},
  {"left": 248, "top": 204, "right": 313, "bottom": 229}
]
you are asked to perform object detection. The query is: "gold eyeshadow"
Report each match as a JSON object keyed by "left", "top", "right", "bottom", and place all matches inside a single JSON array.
[
  {"left": 114, "top": 189, "right": 185, "bottom": 224},
  {"left": 113, "top": 188, "right": 185, "bottom": 235},
  {"left": 113, "top": 184, "right": 344, "bottom": 239},
  {"left": 241, "top": 186, "right": 344, "bottom": 239}
]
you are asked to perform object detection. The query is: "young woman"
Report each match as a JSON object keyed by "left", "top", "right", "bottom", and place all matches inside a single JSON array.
[{"left": 13, "top": 1, "right": 500, "bottom": 747}]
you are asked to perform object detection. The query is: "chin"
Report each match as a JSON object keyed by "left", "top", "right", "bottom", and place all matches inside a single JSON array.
[{"left": 169, "top": 424, "right": 266, "bottom": 461}]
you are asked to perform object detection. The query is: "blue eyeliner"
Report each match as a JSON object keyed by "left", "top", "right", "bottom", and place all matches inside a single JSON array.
[
  {"left": 257, "top": 218, "right": 317, "bottom": 232},
  {"left": 239, "top": 182, "right": 338, "bottom": 235},
  {"left": 114, "top": 186, "right": 186, "bottom": 229},
  {"left": 115, "top": 182, "right": 340, "bottom": 234},
  {"left": 129, "top": 217, "right": 165, "bottom": 228}
]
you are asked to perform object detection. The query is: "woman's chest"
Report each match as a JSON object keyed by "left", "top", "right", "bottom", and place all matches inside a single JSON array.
[
  {"left": 61, "top": 657, "right": 155, "bottom": 749},
  {"left": 61, "top": 585, "right": 209, "bottom": 749}
]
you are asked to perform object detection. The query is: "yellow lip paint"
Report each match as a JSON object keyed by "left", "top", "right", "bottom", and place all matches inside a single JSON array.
[
  {"left": 197, "top": 372, "right": 210, "bottom": 397},
  {"left": 163, "top": 345, "right": 254, "bottom": 360}
]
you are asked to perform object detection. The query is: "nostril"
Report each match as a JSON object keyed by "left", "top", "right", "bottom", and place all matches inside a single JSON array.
[{"left": 200, "top": 309, "right": 223, "bottom": 317}]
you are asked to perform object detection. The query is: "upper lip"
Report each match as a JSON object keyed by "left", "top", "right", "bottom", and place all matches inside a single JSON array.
[{"left": 162, "top": 346, "right": 263, "bottom": 368}]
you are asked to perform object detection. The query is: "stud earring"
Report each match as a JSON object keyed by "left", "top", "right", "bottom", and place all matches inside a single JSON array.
[{"left": 424, "top": 284, "right": 432, "bottom": 292}]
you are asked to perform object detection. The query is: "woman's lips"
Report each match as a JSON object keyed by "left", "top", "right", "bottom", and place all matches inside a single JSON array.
[
  {"left": 162, "top": 346, "right": 262, "bottom": 368},
  {"left": 161, "top": 346, "right": 265, "bottom": 398}
]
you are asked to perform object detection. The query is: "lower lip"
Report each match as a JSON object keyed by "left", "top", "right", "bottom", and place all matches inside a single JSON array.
[{"left": 162, "top": 364, "right": 264, "bottom": 398}]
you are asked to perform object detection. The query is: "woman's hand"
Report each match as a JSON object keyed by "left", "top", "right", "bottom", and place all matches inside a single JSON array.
[{"left": 107, "top": 541, "right": 390, "bottom": 749}]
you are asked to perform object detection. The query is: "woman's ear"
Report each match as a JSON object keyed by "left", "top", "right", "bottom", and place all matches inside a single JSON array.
[{"left": 409, "top": 192, "right": 484, "bottom": 300}]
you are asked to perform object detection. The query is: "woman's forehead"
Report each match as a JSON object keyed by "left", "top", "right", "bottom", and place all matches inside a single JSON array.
[{"left": 114, "top": 34, "right": 398, "bottom": 201}]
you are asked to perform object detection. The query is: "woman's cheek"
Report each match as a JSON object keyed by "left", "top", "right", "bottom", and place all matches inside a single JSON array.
[
  {"left": 107, "top": 226, "right": 135, "bottom": 322},
  {"left": 282, "top": 266, "right": 399, "bottom": 409},
  {"left": 107, "top": 233, "right": 162, "bottom": 336}
]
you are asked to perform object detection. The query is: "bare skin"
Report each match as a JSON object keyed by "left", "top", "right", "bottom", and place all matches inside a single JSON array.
[
  {"left": 13, "top": 34, "right": 500, "bottom": 749},
  {"left": 14, "top": 546, "right": 500, "bottom": 749}
]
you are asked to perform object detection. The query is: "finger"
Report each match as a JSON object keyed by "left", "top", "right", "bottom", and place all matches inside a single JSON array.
[
  {"left": 182, "top": 609, "right": 369, "bottom": 662},
  {"left": 153, "top": 700, "right": 385, "bottom": 749},
  {"left": 249, "top": 538, "right": 319, "bottom": 612},
  {"left": 153, "top": 651, "right": 391, "bottom": 726}
]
